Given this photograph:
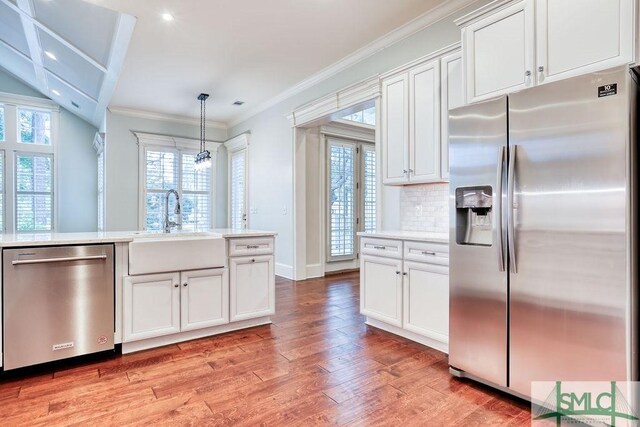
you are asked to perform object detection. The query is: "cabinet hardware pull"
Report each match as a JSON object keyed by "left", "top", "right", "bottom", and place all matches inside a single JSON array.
[
  {"left": 421, "top": 251, "right": 436, "bottom": 256},
  {"left": 174, "top": 284, "right": 179, "bottom": 288},
  {"left": 408, "top": 169, "right": 414, "bottom": 173},
  {"left": 251, "top": 258, "right": 256, "bottom": 263},
  {"left": 373, "top": 246, "right": 386, "bottom": 250},
  {"left": 395, "top": 271, "right": 400, "bottom": 275},
  {"left": 538, "top": 65, "right": 544, "bottom": 72},
  {"left": 246, "top": 245, "right": 259, "bottom": 249},
  {"left": 183, "top": 283, "right": 188, "bottom": 287},
  {"left": 525, "top": 70, "right": 531, "bottom": 77},
  {"left": 403, "top": 169, "right": 408, "bottom": 174},
  {"left": 402, "top": 272, "right": 407, "bottom": 276}
]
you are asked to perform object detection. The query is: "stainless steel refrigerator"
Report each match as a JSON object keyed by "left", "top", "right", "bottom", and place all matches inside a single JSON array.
[{"left": 448, "top": 66, "right": 637, "bottom": 399}]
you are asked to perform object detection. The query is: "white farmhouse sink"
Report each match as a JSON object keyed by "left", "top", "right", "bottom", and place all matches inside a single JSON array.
[{"left": 129, "top": 232, "right": 226, "bottom": 275}]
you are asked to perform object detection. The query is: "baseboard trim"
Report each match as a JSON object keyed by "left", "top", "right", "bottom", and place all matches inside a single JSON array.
[
  {"left": 121, "top": 317, "right": 272, "bottom": 354},
  {"left": 365, "top": 317, "right": 449, "bottom": 354},
  {"left": 305, "top": 263, "right": 323, "bottom": 278},
  {"left": 275, "top": 263, "right": 294, "bottom": 279}
]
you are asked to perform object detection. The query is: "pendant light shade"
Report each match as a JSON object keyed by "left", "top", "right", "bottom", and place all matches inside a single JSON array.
[{"left": 195, "top": 93, "right": 211, "bottom": 170}]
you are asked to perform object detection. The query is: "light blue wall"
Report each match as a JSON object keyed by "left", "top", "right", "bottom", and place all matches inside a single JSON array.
[
  {"left": 228, "top": 0, "right": 491, "bottom": 273},
  {"left": 0, "top": 68, "right": 99, "bottom": 232},
  {"left": 104, "top": 111, "right": 228, "bottom": 231}
]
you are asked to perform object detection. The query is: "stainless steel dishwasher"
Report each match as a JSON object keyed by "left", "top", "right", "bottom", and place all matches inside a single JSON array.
[{"left": 3, "top": 244, "right": 115, "bottom": 370}]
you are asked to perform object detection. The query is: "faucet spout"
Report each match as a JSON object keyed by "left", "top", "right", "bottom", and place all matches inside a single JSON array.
[{"left": 164, "top": 189, "right": 182, "bottom": 233}]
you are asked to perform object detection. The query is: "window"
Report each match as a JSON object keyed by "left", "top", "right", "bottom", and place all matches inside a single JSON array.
[
  {"left": 229, "top": 149, "right": 247, "bottom": 230},
  {"left": 341, "top": 106, "right": 376, "bottom": 126},
  {"left": 0, "top": 105, "right": 5, "bottom": 141},
  {"left": 142, "top": 147, "right": 212, "bottom": 232},
  {"left": 18, "top": 108, "right": 51, "bottom": 145},
  {"left": 327, "top": 138, "right": 377, "bottom": 261},
  {"left": 0, "top": 97, "right": 57, "bottom": 232},
  {"left": 15, "top": 153, "right": 53, "bottom": 232}
]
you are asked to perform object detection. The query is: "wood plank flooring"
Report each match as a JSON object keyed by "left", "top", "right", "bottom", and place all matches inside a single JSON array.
[{"left": 0, "top": 272, "right": 531, "bottom": 426}]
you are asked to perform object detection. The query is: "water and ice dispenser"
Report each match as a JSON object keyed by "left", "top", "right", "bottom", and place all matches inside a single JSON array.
[{"left": 455, "top": 186, "right": 493, "bottom": 246}]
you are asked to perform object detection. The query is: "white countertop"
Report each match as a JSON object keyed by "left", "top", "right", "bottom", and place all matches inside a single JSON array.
[
  {"left": 357, "top": 230, "right": 449, "bottom": 244},
  {"left": 0, "top": 229, "right": 277, "bottom": 248}
]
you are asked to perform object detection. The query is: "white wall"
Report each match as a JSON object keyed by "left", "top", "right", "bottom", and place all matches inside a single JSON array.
[
  {"left": 0, "top": 68, "right": 99, "bottom": 232},
  {"left": 104, "top": 111, "right": 228, "bottom": 231},
  {"left": 228, "top": 0, "right": 489, "bottom": 277}
]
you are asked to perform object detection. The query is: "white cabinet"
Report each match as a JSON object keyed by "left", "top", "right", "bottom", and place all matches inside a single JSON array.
[
  {"left": 458, "top": 0, "right": 635, "bottom": 103},
  {"left": 403, "top": 261, "right": 449, "bottom": 343},
  {"left": 536, "top": 0, "right": 634, "bottom": 84},
  {"left": 181, "top": 268, "right": 229, "bottom": 331},
  {"left": 123, "top": 272, "right": 181, "bottom": 342},
  {"left": 382, "top": 57, "right": 447, "bottom": 185},
  {"left": 461, "top": 0, "right": 535, "bottom": 103},
  {"left": 230, "top": 255, "right": 275, "bottom": 321},
  {"left": 360, "top": 254, "right": 403, "bottom": 327},
  {"left": 360, "top": 237, "right": 449, "bottom": 351},
  {"left": 124, "top": 268, "right": 229, "bottom": 342},
  {"left": 409, "top": 59, "right": 441, "bottom": 182},
  {"left": 381, "top": 73, "right": 409, "bottom": 184},
  {"left": 440, "top": 50, "right": 463, "bottom": 180}
]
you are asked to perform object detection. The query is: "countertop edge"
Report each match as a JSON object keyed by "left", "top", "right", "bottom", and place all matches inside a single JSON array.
[{"left": 357, "top": 231, "right": 449, "bottom": 244}]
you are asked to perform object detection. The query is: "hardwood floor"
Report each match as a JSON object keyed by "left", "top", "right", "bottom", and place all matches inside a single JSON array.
[{"left": 0, "top": 272, "right": 531, "bottom": 426}]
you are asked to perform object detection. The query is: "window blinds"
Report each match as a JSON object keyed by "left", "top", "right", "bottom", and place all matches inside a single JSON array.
[{"left": 230, "top": 150, "right": 246, "bottom": 230}]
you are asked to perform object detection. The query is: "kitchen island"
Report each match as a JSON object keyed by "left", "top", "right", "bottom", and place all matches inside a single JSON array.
[{"left": 0, "top": 229, "right": 277, "bottom": 369}]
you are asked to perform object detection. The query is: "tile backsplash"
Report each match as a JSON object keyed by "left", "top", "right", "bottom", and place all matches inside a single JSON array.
[{"left": 400, "top": 183, "right": 449, "bottom": 233}]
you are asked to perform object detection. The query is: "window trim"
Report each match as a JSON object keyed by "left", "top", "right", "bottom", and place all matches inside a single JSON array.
[
  {"left": 0, "top": 92, "right": 59, "bottom": 233},
  {"left": 225, "top": 133, "right": 250, "bottom": 230},
  {"left": 135, "top": 132, "right": 222, "bottom": 231}
]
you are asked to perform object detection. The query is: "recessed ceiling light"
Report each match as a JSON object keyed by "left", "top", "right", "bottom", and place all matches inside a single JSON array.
[
  {"left": 44, "top": 51, "right": 57, "bottom": 60},
  {"left": 161, "top": 12, "right": 174, "bottom": 22},
  {"left": 51, "top": 89, "right": 60, "bottom": 96}
]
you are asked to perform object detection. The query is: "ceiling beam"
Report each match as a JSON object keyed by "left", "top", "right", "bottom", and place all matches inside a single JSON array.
[{"left": 15, "top": 0, "right": 48, "bottom": 93}]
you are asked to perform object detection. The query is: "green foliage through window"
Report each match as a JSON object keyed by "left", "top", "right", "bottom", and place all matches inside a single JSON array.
[{"left": 19, "top": 109, "right": 51, "bottom": 145}]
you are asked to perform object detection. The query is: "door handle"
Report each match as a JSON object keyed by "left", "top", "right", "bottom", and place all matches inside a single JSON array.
[
  {"left": 496, "top": 146, "right": 506, "bottom": 272},
  {"left": 12, "top": 254, "right": 108, "bottom": 265},
  {"left": 507, "top": 145, "right": 517, "bottom": 274}
]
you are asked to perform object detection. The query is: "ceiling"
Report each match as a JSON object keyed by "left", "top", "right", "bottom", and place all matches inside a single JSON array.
[
  {"left": 1, "top": 0, "right": 450, "bottom": 128},
  {"left": 0, "top": 0, "right": 135, "bottom": 127}
]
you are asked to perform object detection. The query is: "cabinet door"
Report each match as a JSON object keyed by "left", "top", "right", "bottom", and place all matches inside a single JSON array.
[
  {"left": 440, "top": 50, "right": 463, "bottom": 180},
  {"left": 403, "top": 261, "right": 449, "bottom": 343},
  {"left": 123, "top": 272, "right": 180, "bottom": 342},
  {"left": 463, "top": 0, "right": 535, "bottom": 103},
  {"left": 381, "top": 73, "right": 409, "bottom": 184},
  {"left": 409, "top": 59, "right": 441, "bottom": 183},
  {"left": 360, "top": 255, "right": 403, "bottom": 327},
  {"left": 180, "top": 268, "right": 229, "bottom": 331},
  {"left": 536, "top": 0, "right": 634, "bottom": 84},
  {"left": 230, "top": 255, "right": 275, "bottom": 322}
]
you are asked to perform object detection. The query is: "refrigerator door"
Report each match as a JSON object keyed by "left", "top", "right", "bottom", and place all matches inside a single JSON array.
[
  {"left": 449, "top": 96, "right": 508, "bottom": 387},
  {"left": 508, "top": 67, "right": 633, "bottom": 397}
]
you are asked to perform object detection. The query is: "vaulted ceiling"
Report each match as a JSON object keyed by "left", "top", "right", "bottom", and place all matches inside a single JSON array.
[{"left": 1, "top": 0, "right": 451, "bottom": 128}]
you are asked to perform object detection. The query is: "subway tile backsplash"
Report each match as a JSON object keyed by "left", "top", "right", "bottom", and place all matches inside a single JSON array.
[{"left": 400, "top": 183, "right": 449, "bottom": 233}]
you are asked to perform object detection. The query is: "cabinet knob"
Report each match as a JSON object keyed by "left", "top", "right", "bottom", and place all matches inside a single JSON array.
[
  {"left": 538, "top": 65, "right": 544, "bottom": 73},
  {"left": 395, "top": 271, "right": 401, "bottom": 275},
  {"left": 525, "top": 70, "right": 531, "bottom": 77},
  {"left": 402, "top": 272, "right": 407, "bottom": 276},
  {"left": 174, "top": 284, "right": 179, "bottom": 288},
  {"left": 408, "top": 169, "right": 414, "bottom": 173},
  {"left": 403, "top": 169, "right": 408, "bottom": 174},
  {"left": 183, "top": 283, "right": 188, "bottom": 287},
  {"left": 251, "top": 258, "right": 256, "bottom": 263}
]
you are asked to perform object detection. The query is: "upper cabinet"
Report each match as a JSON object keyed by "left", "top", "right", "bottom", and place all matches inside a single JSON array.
[
  {"left": 440, "top": 51, "right": 464, "bottom": 180},
  {"left": 381, "top": 49, "right": 456, "bottom": 186},
  {"left": 457, "top": 0, "right": 635, "bottom": 104}
]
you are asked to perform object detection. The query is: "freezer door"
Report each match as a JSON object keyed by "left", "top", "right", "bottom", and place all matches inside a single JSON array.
[
  {"left": 508, "top": 67, "right": 633, "bottom": 397},
  {"left": 449, "top": 96, "right": 508, "bottom": 387}
]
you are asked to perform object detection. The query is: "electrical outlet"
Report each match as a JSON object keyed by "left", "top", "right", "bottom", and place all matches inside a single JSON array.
[{"left": 415, "top": 204, "right": 423, "bottom": 217}]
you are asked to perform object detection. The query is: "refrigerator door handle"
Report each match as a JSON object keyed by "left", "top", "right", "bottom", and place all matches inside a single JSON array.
[
  {"left": 496, "top": 146, "right": 506, "bottom": 272},
  {"left": 507, "top": 145, "right": 517, "bottom": 273}
]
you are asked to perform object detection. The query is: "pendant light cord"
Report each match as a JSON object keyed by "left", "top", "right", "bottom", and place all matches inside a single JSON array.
[{"left": 200, "top": 96, "right": 206, "bottom": 152}]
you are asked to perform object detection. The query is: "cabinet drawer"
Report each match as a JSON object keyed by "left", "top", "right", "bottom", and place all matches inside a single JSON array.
[
  {"left": 229, "top": 237, "right": 274, "bottom": 257},
  {"left": 361, "top": 238, "right": 402, "bottom": 259},
  {"left": 403, "top": 241, "right": 449, "bottom": 266}
]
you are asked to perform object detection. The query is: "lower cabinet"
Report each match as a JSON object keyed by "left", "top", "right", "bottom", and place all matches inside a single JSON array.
[
  {"left": 360, "top": 255, "right": 403, "bottom": 327},
  {"left": 360, "top": 237, "right": 449, "bottom": 351},
  {"left": 229, "top": 255, "right": 275, "bottom": 322},
  {"left": 124, "top": 268, "right": 228, "bottom": 342},
  {"left": 403, "top": 261, "right": 449, "bottom": 342}
]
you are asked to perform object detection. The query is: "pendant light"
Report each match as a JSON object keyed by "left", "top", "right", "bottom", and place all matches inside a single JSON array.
[{"left": 195, "top": 93, "right": 211, "bottom": 170}]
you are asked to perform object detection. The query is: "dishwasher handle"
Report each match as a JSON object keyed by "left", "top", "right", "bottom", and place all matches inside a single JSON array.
[{"left": 12, "top": 254, "right": 108, "bottom": 265}]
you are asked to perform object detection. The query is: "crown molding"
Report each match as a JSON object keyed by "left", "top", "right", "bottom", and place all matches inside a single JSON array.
[
  {"left": 228, "top": 0, "right": 477, "bottom": 128},
  {"left": 108, "top": 106, "right": 228, "bottom": 129},
  {"left": 380, "top": 42, "right": 461, "bottom": 79},
  {"left": 454, "top": 0, "right": 516, "bottom": 27}
]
